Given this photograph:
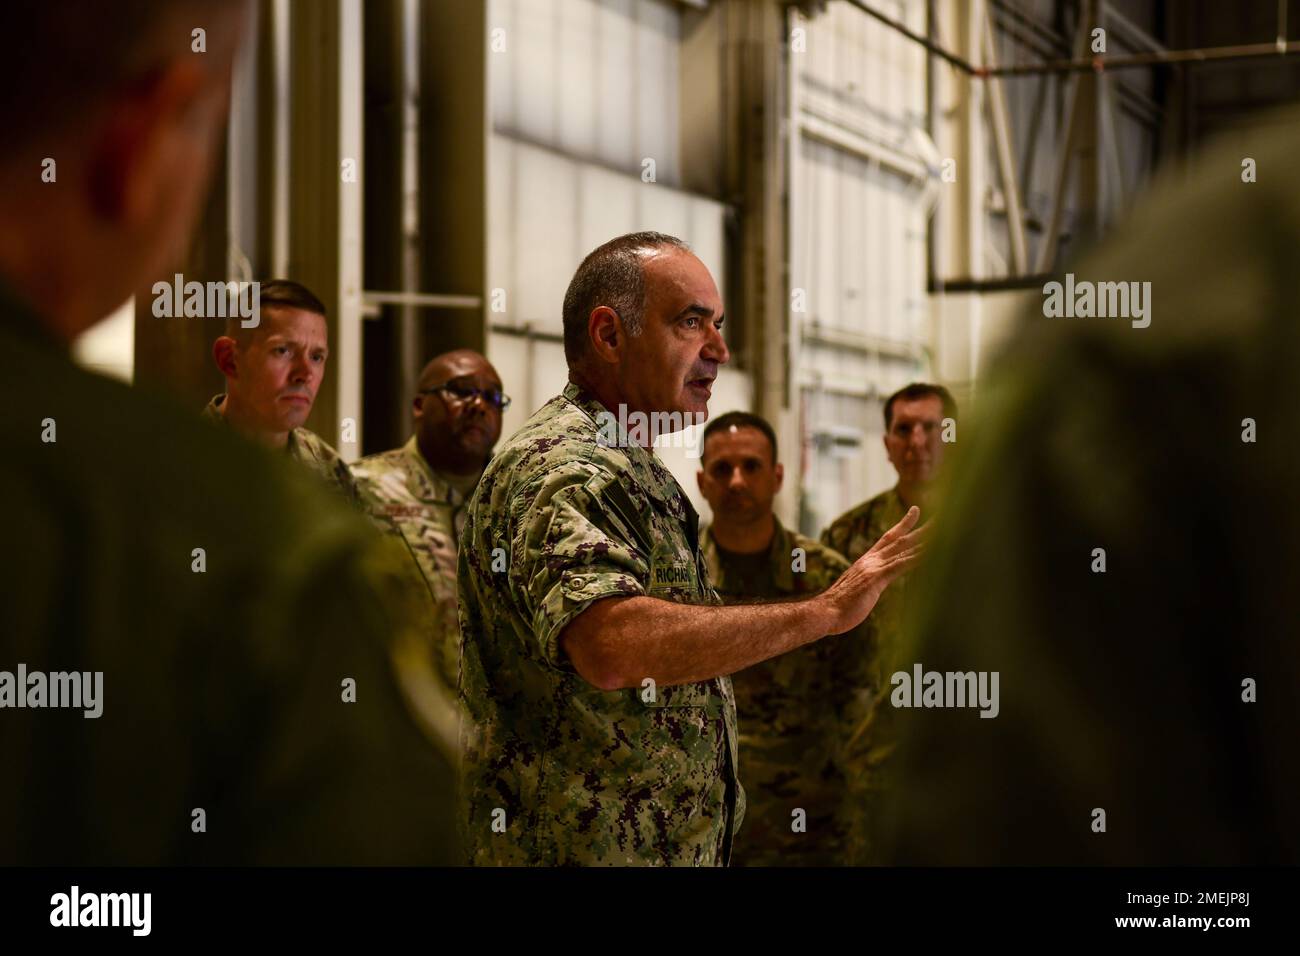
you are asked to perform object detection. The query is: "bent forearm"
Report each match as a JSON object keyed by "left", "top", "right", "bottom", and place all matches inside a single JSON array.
[{"left": 561, "top": 595, "right": 837, "bottom": 691}]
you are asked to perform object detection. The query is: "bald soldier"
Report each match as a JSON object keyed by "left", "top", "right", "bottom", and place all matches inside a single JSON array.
[
  {"left": 697, "top": 411, "right": 868, "bottom": 866},
  {"left": 352, "top": 350, "right": 507, "bottom": 695},
  {"left": 457, "top": 231, "right": 926, "bottom": 866},
  {"left": 205, "top": 279, "right": 359, "bottom": 503}
]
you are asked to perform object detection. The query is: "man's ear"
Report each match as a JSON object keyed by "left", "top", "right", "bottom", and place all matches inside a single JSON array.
[
  {"left": 587, "top": 306, "right": 624, "bottom": 365},
  {"left": 413, "top": 393, "right": 426, "bottom": 421},
  {"left": 696, "top": 468, "right": 706, "bottom": 495},
  {"left": 774, "top": 461, "right": 785, "bottom": 494},
  {"left": 213, "top": 337, "right": 239, "bottom": 378}
]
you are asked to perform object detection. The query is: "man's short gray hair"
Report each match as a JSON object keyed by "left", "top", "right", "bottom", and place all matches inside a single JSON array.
[{"left": 561, "top": 231, "right": 690, "bottom": 366}]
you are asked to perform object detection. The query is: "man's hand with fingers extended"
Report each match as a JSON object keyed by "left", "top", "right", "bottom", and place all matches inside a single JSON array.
[
  {"left": 815, "top": 505, "right": 928, "bottom": 636},
  {"left": 561, "top": 506, "right": 929, "bottom": 691}
]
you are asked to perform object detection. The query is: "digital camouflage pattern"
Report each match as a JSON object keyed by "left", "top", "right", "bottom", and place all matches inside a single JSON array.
[
  {"left": 351, "top": 436, "right": 470, "bottom": 696},
  {"left": 702, "top": 518, "right": 869, "bottom": 866},
  {"left": 457, "top": 381, "right": 744, "bottom": 866},
  {"left": 202, "top": 393, "right": 359, "bottom": 505},
  {"left": 820, "top": 487, "right": 913, "bottom": 863}
]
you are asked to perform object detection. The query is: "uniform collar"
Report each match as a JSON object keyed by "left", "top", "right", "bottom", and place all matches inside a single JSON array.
[
  {"left": 203, "top": 392, "right": 308, "bottom": 458},
  {"left": 400, "top": 435, "right": 478, "bottom": 506},
  {"left": 703, "top": 516, "right": 795, "bottom": 593},
  {"left": 560, "top": 381, "right": 691, "bottom": 519}
]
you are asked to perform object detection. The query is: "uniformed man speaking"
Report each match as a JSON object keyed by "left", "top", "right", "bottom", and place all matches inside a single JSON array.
[{"left": 457, "top": 231, "right": 926, "bottom": 866}]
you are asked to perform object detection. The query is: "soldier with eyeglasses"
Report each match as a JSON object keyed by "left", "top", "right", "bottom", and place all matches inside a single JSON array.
[{"left": 352, "top": 349, "right": 509, "bottom": 708}]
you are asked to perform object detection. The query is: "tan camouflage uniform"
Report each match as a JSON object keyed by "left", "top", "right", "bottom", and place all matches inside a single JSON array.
[
  {"left": 701, "top": 518, "right": 867, "bottom": 866},
  {"left": 351, "top": 436, "right": 471, "bottom": 696},
  {"left": 202, "top": 393, "right": 359, "bottom": 505},
  {"left": 457, "top": 382, "right": 744, "bottom": 866}
]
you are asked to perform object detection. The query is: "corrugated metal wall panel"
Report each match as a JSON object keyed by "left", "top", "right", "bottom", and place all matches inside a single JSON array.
[
  {"left": 485, "top": 0, "right": 728, "bottom": 508},
  {"left": 488, "top": 134, "right": 726, "bottom": 335},
  {"left": 489, "top": 0, "right": 680, "bottom": 184},
  {"left": 791, "top": 0, "right": 930, "bottom": 536}
]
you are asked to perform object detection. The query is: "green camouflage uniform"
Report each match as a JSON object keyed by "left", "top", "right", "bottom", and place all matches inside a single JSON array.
[
  {"left": 820, "top": 487, "right": 912, "bottom": 864},
  {"left": 457, "top": 381, "right": 744, "bottom": 866},
  {"left": 202, "top": 393, "right": 359, "bottom": 504},
  {"left": 351, "top": 436, "right": 472, "bottom": 696},
  {"left": 882, "top": 107, "right": 1300, "bottom": 864},
  {"left": 701, "top": 519, "right": 866, "bottom": 866},
  {"left": 1, "top": 285, "right": 459, "bottom": 864}
]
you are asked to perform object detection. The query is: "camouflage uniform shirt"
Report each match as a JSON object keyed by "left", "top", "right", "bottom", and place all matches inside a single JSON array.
[
  {"left": 202, "top": 393, "right": 359, "bottom": 504},
  {"left": 457, "top": 382, "right": 744, "bottom": 866},
  {"left": 351, "top": 436, "right": 472, "bottom": 694},
  {"left": 820, "top": 487, "right": 913, "bottom": 863},
  {"left": 702, "top": 518, "right": 865, "bottom": 866}
]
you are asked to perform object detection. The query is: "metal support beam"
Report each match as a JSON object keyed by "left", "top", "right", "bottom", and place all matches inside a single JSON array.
[
  {"left": 982, "top": 40, "right": 1300, "bottom": 76},
  {"left": 983, "top": 9, "right": 1028, "bottom": 273},
  {"left": 1035, "top": 4, "right": 1098, "bottom": 274}
]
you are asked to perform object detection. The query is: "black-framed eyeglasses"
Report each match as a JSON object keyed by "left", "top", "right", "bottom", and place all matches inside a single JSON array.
[{"left": 419, "top": 383, "right": 511, "bottom": 411}]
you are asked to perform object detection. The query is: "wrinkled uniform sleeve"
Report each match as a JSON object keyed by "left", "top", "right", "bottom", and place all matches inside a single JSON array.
[{"left": 510, "top": 463, "right": 651, "bottom": 669}]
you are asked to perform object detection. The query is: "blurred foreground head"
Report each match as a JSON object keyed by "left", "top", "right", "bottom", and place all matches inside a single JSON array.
[
  {"left": 882, "top": 106, "right": 1300, "bottom": 865},
  {"left": 0, "top": 0, "right": 249, "bottom": 342}
]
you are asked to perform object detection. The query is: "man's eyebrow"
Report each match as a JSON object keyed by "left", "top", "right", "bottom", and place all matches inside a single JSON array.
[
  {"left": 673, "top": 303, "right": 715, "bottom": 321},
  {"left": 265, "top": 335, "right": 329, "bottom": 353}
]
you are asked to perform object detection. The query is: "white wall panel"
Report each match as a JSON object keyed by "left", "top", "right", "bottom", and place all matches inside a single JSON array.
[
  {"left": 490, "top": 0, "right": 681, "bottom": 185},
  {"left": 490, "top": 133, "right": 727, "bottom": 333},
  {"left": 594, "top": 0, "right": 637, "bottom": 168},
  {"left": 791, "top": 0, "right": 930, "bottom": 535}
]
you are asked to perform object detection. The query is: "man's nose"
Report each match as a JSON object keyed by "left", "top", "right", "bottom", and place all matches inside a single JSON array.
[
  {"left": 727, "top": 468, "right": 747, "bottom": 490},
  {"left": 703, "top": 321, "right": 729, "bottom": 366},
  {"left": 291, "top": 356, "right": 312, "bottom": 383},
  {"left": 464, "top": 391, "right": 495, "bottom": 415}
]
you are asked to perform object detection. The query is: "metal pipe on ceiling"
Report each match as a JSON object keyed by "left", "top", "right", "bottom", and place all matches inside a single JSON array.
[{"left": 846, "top": 0, "right": 1300, "bottom": 78}]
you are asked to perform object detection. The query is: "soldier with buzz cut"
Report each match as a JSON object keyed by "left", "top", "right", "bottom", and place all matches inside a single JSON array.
[
  {"left": 696, "top": 410, "right": 868, "bottom": 867},
  {"left": 457, "top": 231, "right": 926, "bottom": 866},
  {"left": 205, "top": 279, "right": 358, "bottom": 503},
  {"left": 352, "top": 348, "right": 507, "bottom": 700}
]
